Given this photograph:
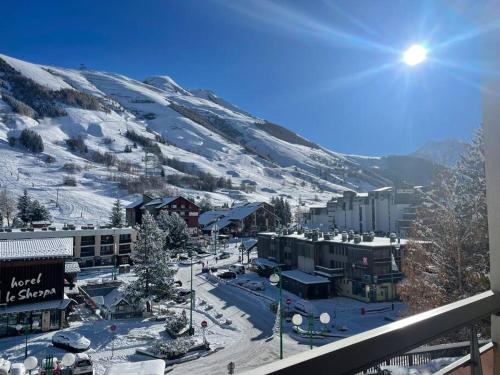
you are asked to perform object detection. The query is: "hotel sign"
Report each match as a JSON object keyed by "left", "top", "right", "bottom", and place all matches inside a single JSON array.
[{"left": 0, "top": 262, "right": 64, "bottom": 306}]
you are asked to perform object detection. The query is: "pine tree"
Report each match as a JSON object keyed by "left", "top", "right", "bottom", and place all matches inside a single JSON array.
[
  {"left": 16, "top": 190, "right": 32, "bottom": 225},
  {"left": 157, "top": 211, "right": 190, "bottom": 256},
  {"left": 125, "top": 212, "right": 176, "bottom": 308},
  {"left": 109, "top": 199, "right": 124, "bottom": 227},
  {"left": 30, "top": 199, "right": 51, "bottom": 222},
  {"left": 399, "top": 129, "right": 489, "bottom": 318}
]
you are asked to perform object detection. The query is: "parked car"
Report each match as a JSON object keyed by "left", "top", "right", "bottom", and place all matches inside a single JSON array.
[
  {"left": 173, "top": 287, "right": 192, "bottom": 303},
  {"left": 217, "top": 270, "right": 237, "bottom": 279},
  {"left": 216, "top": 251, "right": 231, "bottom": 260},
  {"left": 52, "top": 331, "right": 91, "bottom": 352},
  {"left": 229, "top": 263, "right": 245, "bottom": 274},
  {"left": 72, "top": 353, "right": 94, "bottom": 375},
  {"left": 245, "top": 281, "right": 265, "bottom": 291}
]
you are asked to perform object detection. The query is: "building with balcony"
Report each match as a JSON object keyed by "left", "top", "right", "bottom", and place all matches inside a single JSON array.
[
  {"left": 125, "top": 194, "right": 200, "bottom": 235},
  {"left": 0, "top": 226, "right": 137, "bottom": 268},
  {"left": 200, "top": 202, "right": 276, "bottom": 237},
  {"left": 258, "top": 231, "right": 405, "bottom": 301}
]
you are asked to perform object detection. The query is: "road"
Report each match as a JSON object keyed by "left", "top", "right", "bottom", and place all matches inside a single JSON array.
[{"left": 171, "top": 244, "right": 306, "bottom": 374}]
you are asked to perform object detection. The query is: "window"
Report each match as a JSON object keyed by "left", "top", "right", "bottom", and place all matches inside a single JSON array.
[
  {"left": 101, "top": 235, "right": 114, "bottom": 245},
  {"left": 119, "top": 234, "right": 131, "bottom": 243},
  {"left": 100, "top": 245, "right": 114, "bottom": 255},
  {"left": 119, "top": 244, "right": 131, "bottom": 254},
  {"left": 80, "top": 246, "right": 95, "bottom": 257},
  {"left": 81, "top": 236, "right": 95, "bottom": 246}
]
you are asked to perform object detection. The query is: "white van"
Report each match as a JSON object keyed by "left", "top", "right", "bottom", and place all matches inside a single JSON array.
[{"left": 229, "top": 263, "right": 245, "bottom": 274}]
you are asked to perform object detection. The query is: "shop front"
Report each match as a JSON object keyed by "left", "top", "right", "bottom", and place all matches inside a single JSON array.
[{"left": 0, "top": 237, "right": 73, "bottom": 337}]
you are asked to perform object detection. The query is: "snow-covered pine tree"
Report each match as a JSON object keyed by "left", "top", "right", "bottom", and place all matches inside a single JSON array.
[
  {"left": 399, "top": 129, "right": 489, "bottom": 317},
  {"left": 16, "top": 189, "right": 31, "bottom": 224},
  {"left": 30, "top": 199, "right": 51, "bottom": 222},
  {"left": 125, "top": 212, "right": 176, "bottom": 309},
  {"left": 109, "top": 199, "right": 124, "bottom": 227},
  {"left": 156, "top": 211, "right": 190, "bottom": 256}
]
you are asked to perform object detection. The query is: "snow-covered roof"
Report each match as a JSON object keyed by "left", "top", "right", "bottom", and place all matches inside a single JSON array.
[
  {"left": 259, "top": 232, "right": 408, "bottom": 248},
  {"left": 0, "top": 298, "right": 72, "bottom": 314},
  {"left": 203, "top": 202, "right": 267, "bottom": 230},
  {"left": 199, "top": 210, "right": 227, "bottom": 226},
  {"left": 0, "top": 237, "right": 73, "bottom": 260},
  {"left": 241, "top": 238, "right": 258, "bottom": 251},
  {"left": 91, "top": 287, "right": 130, "bottom": 311},
  {"left": 104, "top": 359, "right": 165, "bottom": 375},
  {"left": 372, "top": 187, "right": 393, "bottom": 192},
  {"left": 281, "top": 270, "right": 330, "bottom": 285},
  {"left": 125, "top": 197, "right": 145, "bottom": 209},
  {"left": 251, "top": 257, "right": 278, "bottom": 267},
  {"left": 156, "top": 196, "right": 178, "bottom": 209},
  {"left": 65, "top": 261, "right": 81, "bottom": 273}
]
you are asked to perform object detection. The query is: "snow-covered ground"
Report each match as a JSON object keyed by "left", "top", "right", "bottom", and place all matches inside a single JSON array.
[{"left": 0, "top": 242, "right": 417, "bottom": 375}]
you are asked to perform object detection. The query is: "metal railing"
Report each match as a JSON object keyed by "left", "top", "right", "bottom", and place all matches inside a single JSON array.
[{"left": 243, "top": 291, "right": 500, "bottom": 375}]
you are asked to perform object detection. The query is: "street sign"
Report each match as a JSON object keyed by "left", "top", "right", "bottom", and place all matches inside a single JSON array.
[
  {"left": 286, "top": 298, "right": 292, "bottom": 305},
  {"left": 201, "top": 320, "right": 208, "bottom": 328}
]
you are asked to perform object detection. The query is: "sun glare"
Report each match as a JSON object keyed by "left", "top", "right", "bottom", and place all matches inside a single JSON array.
[{"left": 403, "top": 44, "right": 428, "bottom": 66}]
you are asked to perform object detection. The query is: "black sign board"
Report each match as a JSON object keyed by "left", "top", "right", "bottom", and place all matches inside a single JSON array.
[{"left": 0, "top": 261, "right": 64, "bottom": 306}]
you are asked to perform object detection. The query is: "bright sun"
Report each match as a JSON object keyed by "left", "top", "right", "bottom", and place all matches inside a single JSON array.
[{"left": 403, "top": 44, "right": 428, "bottom": 66}]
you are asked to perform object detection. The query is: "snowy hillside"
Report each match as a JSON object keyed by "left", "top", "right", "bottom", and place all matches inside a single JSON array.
[{"left": 0, "top": 54, "right": 389, "bottom": 224}]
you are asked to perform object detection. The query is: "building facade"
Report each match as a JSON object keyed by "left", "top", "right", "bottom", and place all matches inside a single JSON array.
[
  {"left": 0, "top": 226, "right": 137, "bottom": 268},
  {"left": 199, "top": 202, "right": 276, "bottom": 237},
  {"left": 258, "top": 231, "right": 405, "bottom": 302},
  {"left": 326, "top": 186, "right": 421, "bottom": 237},
  {"left": 126, "top": 195, "right": 200, "bottom": 235},
  {"left": 0, "top": 238, "right": 74, "bottom": 337}
]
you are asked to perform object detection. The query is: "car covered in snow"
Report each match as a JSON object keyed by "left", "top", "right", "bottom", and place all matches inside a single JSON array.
[
  {"left": 216, "top": 251, "right": 231, "bottom": 260},
  {"left": 228, "top": 263, "right": 245, "bottom": 274},
  {"left": 71, "top": 353, "right": 94, "bottom": 375},
  {"left": 216, "top": 270, "right": 237, "bottom": 279},
  {"left": 52, "top": 331, "right": 91, "bottom": 352},
  {"left": 173, "top": 287, "right": 192, "bottom": 303}
]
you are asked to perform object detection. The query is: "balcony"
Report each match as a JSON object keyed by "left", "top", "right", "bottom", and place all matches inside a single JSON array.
[{"left": 243, "top": 291, "right": 500, "bottom": 375}]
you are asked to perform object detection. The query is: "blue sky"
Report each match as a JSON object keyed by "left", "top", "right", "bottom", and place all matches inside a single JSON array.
[{"left": 0, "top": 0, "right": 483, "bottom": 155}]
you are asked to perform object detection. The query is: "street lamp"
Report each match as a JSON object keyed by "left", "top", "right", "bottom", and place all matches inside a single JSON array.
[
  {"left": 24, "top": 356, "right": 38, "bottom": 375},
  {"left": 269, "top": 269, "right": 283, "bottom": 359},
  {"left": 16, "top": 320, "right": 38, "bottom": 359},
  {"left": 61, "top": 353, "right": 76, "bottom": 371},
  {"left": 189, "top": 248, "right": 195, "bottom": 336},
  {"left": 292, "top": 311, "right": 330, "bottom": 350}
]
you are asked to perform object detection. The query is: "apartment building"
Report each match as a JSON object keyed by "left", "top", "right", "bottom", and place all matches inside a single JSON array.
[
  {"left": 258, "top": 230, "right": 405, "bottom": 302},
  {"left": 0, "top": 226, "right": 137, "bottom": 268}
]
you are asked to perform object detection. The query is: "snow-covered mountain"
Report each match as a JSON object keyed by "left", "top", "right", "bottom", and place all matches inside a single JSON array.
[
  {"left": 0, "top": 54, "right": 390, "bottom": 224},
  {"left": 411, "top": 139, "right": 468, "bottom": 166}
]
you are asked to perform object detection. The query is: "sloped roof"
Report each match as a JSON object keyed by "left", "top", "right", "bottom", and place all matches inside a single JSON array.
[
  {"left": 0, "top": 237, "right": 73, "bottom": 260},
  {"left": 202, "top": 202, "right": 267, "bottom": 231},
  {"left": 199, "top": 210, "right": 227, "bottom": 226},
  {"left": 125, "top": 197, "right": 145, "bottom": 209}
]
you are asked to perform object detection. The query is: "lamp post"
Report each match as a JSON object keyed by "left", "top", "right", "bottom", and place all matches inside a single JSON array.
[
  {"left": 24, "top": 356, "right": 38, "bottom": 375},
  {"left": 269, "top": 268, "right": 283, "bottom": 359},
  {"left": 292, "top": 311, "right": 330, "bottom": 350},
  {"left": 16, "top": 320, "right": 38, "bottom": 359},
  {"left": 189, "top": 249, "right": 194, "bottom": 335}
]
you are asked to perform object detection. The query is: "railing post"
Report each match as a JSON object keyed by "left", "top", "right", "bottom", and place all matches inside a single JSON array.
[
  {"left": 470, "top": 325, "right": 483, "bottom": 375},
  {"left": 483, "top": 9, "right": 500, "bottom": 373}
]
